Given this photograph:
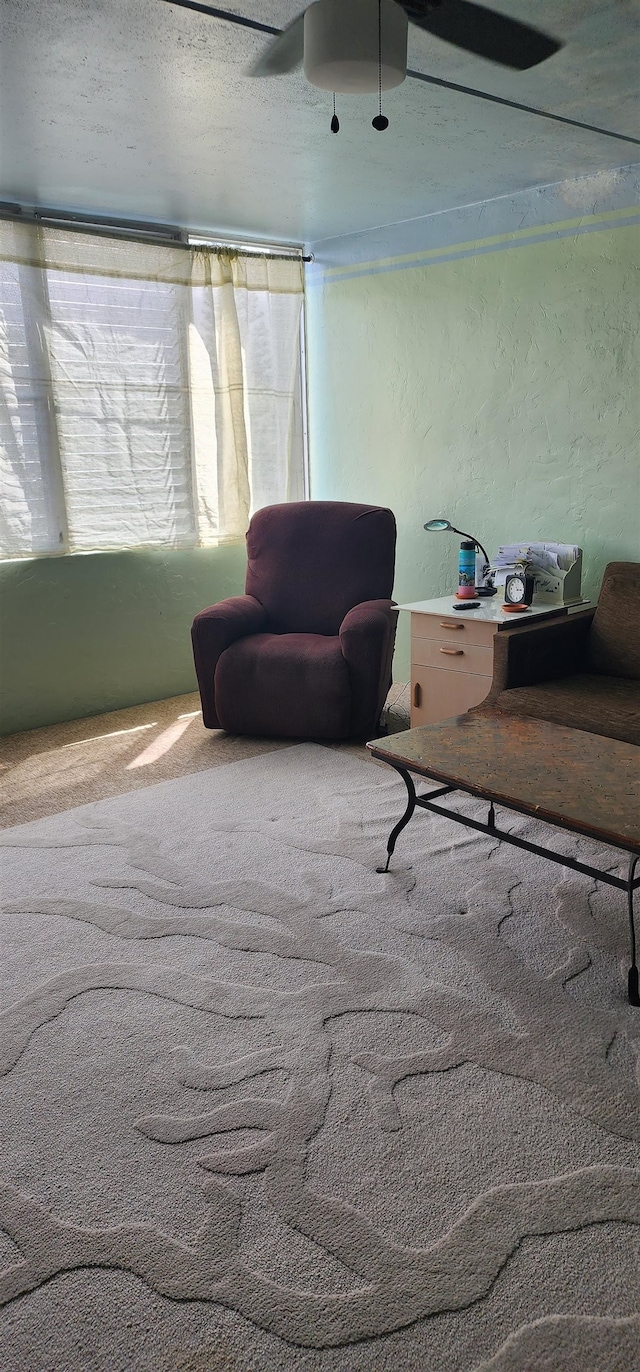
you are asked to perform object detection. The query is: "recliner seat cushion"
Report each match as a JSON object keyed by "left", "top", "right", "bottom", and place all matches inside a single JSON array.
[
  {"left": 494, "top": 673, "right": 640, "bottom": 746},
  {"left": 214, "top": 633, "right": 352, "bottom": 739}
]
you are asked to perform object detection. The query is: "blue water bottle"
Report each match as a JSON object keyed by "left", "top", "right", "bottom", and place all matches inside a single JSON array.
[{"left": 458, "top": 540, "right": 476, "bottom": 598}]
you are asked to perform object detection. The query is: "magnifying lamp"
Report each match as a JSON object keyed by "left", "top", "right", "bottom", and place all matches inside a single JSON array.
[{"left": 424, "top": 518, "right": 497, "bottom": 596}]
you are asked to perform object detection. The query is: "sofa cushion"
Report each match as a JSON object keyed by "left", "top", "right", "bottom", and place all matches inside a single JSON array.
[
  {"left": 214, "top": 632, "right": 352, "bottom": 739},
  {"left": 494, "top": 673, "right": 640, "bottom": 745},
  {"left": 588, "top": 562, "right": 640, "bottom": 679}
]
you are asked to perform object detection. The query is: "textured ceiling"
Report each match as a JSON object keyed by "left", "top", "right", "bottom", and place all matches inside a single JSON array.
[{"left": 1, "top": 0, "right": 638, "bottom": 245}]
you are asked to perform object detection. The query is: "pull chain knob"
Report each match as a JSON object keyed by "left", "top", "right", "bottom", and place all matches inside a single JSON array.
[{"left": 373, "top": 2, "right": 389, "bottom": 130}]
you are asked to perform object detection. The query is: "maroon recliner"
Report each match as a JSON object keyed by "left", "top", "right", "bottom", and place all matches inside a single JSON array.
[{"left": 191, "top": 501, "right": 398, "bottom": 739}]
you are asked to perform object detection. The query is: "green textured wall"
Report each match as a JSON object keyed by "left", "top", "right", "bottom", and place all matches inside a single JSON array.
[
  {"left": 306, "top": 223, "right": 640, "bottom": 680},
  {"left": 2, "top": 204, "right": 638, "bottom": 736},
  {"left": 0, "top": 543, "right": 246, "bottom": 734}
]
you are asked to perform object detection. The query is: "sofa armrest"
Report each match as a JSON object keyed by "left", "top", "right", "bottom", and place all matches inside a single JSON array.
[
  {"left": 339, "top": 600, "right": 398, "bottom": 738},
  {"left": 191, "top": 595, "right": 268, "bottom": 728},
  {"left": 481, "top": 610, "right": 595, "bottom": 708}
]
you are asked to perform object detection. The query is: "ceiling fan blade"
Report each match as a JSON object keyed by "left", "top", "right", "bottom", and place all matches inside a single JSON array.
[
  {"left": 403, "top": 1, "right": 562, "bottom": 69},
  {"left": 158, "top": 1, "right": 279, "bottom": 37},
  {"left": 249, "top": 13, "right": 305, "bottom": 76}
]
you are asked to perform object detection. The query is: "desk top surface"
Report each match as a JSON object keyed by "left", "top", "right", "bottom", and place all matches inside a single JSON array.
[
  {"left": 398, "top": 595, "right": 593, "bottom": 628},
  {"left": 368, "top": 714, "right": 640, "bottom": 853}
]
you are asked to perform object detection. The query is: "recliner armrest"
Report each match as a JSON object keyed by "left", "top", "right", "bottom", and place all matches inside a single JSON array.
[
  {"left": 482, "top": 609, "right": 595, "bottom": 706},
  {"left": 339, "top": 599, "right": 398, "bottom": 738},
  {"left": 191, "top": 595, "right": 268, "bottom": 728}
]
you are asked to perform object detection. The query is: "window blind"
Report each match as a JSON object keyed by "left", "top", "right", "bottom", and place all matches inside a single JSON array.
[{"left": 0, "top": 220, "right": 305, "bottom": 557}]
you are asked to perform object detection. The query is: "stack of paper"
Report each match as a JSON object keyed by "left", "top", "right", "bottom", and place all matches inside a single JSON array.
[{"left": 492, "top": 542, "right": 580, "bottom": 586}]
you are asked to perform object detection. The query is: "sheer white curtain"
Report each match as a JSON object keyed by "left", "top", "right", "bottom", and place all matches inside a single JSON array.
[{"left": 0, "top": 220, "right": 305, "bottom": 557}]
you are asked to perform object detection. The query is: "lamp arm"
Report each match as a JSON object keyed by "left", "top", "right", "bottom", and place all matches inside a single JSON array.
[{"left": 449, "top": 526, "right": 492, "bottom": 571}]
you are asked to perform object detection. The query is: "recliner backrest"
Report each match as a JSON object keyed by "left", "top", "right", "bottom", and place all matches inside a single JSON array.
[
  {"left": 588, "top": 561, "right": 640, "bottom": 679},
  {"left": 245, "top": 501, "right": 396, "bottom": 635}
]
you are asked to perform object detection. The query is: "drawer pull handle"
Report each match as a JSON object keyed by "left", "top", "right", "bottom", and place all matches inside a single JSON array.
[
  {"left": 440, "top": 648, "right": 464, "bottom": 656},
  {"left": 439, "top": 621, "right": 464, "bottom": 630},
  {"left": 413, "top": 682, "right": 422, "bottom": 708}
]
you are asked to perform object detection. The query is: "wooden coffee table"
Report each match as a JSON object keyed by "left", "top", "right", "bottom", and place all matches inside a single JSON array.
[{"left": 367, "top": 714, "right": 640, "bottom": 1005}]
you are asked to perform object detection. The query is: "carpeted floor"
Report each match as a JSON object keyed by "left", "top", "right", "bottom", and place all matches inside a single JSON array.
[
  {"left": 0, "top": 740, "right": 638, "bottom": 1371},
  {"left": 0, "top": 684, "right": 411, "bottom": 829}
]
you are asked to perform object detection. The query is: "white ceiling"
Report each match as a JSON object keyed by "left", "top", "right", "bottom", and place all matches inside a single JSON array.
[{"left": 1, "top": 0, "right": 638, "bottom": 246}]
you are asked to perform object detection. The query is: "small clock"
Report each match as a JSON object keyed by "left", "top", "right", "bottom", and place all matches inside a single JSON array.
[{"left": 504, "top": 571, "right": 535, "bottom": 607}]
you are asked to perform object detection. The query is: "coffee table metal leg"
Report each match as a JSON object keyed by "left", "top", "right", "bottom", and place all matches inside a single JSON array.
[
  {"left": 628, "top": 855, "right": 639, "bottom": 1007},
  {"left": 377, "top": 767, "right": 417, "bottom": 874},
  {"left": 370, "top": 749, "right": 639, "bottom": 1006}
]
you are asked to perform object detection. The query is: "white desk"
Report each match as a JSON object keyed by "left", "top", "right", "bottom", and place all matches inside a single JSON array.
[{"left": 399, "top": 595, "right": 593, "bottom": 727}]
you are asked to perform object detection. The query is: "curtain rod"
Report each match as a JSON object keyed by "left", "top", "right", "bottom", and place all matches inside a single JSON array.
[{"left": 0, "top": 203, "right": 312, "bottom": 261}]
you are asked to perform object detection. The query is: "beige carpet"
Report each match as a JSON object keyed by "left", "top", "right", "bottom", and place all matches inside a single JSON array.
[
  {"left": 0, "top": 741, "right": 638, "bottom": 1370},
  {"left": 0, "top": 685, "right": 411, "bottom": 829}
]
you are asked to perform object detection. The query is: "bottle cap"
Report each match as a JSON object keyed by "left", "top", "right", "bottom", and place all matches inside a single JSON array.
[{"left": 460, "top": 540, "right": 476, "bottom": 550}]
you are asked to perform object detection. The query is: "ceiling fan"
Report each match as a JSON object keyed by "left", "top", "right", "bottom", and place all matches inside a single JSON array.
[
  {"left": 248, "top": 0, "right": 561, "bottom": 132},
  {"left": 251, "top": 0, "right": 563, "bottom": 89},
  {"left": 158, "top": 1, "right": 639, "bottom": 149}
]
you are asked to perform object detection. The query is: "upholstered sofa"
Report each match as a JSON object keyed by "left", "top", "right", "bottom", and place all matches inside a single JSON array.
[{"left": 477, "top": 561, "right": 640, "bottom": 745}]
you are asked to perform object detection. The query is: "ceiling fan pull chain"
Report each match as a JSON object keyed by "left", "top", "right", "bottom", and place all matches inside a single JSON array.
[
  {"left": 331, "top": 91, "right": 340, "bottom": 133},
  {"left": 372, "top": 0, "right": 389, "bottom": 130}
]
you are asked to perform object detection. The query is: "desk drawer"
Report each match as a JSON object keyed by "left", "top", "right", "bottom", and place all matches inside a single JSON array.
[
  {"left": 412, "top": 636, "right": 493, "bottom": 675},
  {"left": 411, "top": 612, "right": 496, "bottom": 647}
]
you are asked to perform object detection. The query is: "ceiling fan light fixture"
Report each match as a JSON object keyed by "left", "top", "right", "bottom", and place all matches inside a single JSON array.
[{"left": 303, "top": 0, "right": 408, "bottom": 94}]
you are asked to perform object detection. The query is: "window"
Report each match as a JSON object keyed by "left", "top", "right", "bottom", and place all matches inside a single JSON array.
[{"left": 0, "top": 218, "right": 306, "bottom": 558}]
